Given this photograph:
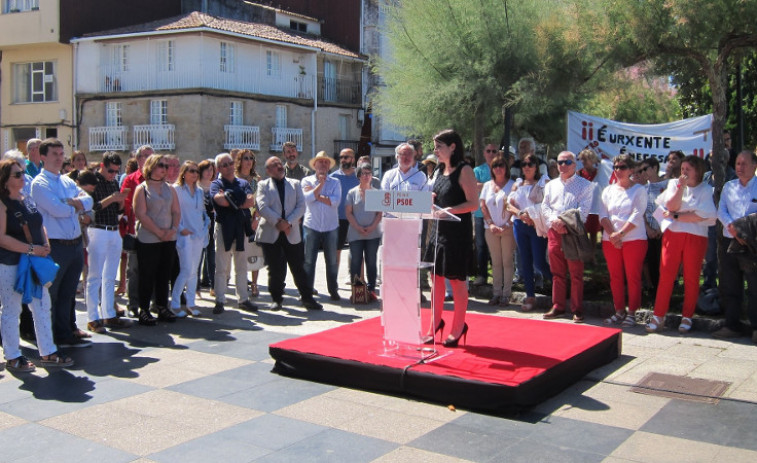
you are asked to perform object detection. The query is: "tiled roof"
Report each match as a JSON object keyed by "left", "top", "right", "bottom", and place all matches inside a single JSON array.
[{"left": 80, "top": 11, "right": 361, "bottom": 59}]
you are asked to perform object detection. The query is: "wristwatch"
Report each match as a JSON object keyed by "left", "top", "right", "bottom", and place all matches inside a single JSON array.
[{"left": 673, "top": 213, "right": 679, "bottom": 219}]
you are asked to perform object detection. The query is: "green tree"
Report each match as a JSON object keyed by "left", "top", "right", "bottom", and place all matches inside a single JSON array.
[
  {"left": 375, "top": 0, "right": 612, "bottom": 158},
  {"left": 604, "top": 0, "right": 757, "bottom": 195}
]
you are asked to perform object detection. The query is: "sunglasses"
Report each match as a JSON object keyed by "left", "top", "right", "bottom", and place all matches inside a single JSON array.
[
  {"left": 492, "top": 164, "right": 506, "bottom": 169},
  {"left": 186, "top": 169, "right": 199, "bottom": 174},
  {"left": 339, "top": 156, "right": 353, "bottom": 160},
  {"left": 218, "top": 162, "right": 233, "bottom": 168},
  {"left": 156, "top": 163, "right": 167, "bottom": 169},
  {"left": 242, "top": 156, "right": 254, "bottom": 161},
  {"left": 613, "top": 165, "right": 629, "bottom": 171},
  {"left": 11, "top": 171, "right": 24, "bottom": 179},
  {"left": 521, "top": 162, "right": 536, "bottom": 168},
  {"left": 557, "top": 160, "right": 574, "bottom": 166}
]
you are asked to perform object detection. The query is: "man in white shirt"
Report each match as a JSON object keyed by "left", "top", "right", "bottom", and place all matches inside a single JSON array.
[
  {"left": 302, "top": 151, "right": 342, "bottom": 301},
  {"left": 541, "top": 151, "right": 593, "bottom": 322},
  {"left": 714, "top": 150, "right": 757, "bottom": 342},
  {"left": 381, "top": 143, "right": 428, "bottom": 191}
]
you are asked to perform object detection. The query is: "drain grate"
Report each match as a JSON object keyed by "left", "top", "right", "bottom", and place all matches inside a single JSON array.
[{"left": 630, "top": 372, "right": 730, "bottom": 404}]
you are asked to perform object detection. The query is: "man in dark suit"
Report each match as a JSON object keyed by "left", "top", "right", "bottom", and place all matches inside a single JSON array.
[{"left": 256, "top": 156, "right": 322, "bottom": 311}]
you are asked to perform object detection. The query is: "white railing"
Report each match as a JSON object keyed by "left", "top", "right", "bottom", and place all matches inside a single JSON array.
[
  {"left": 270, "top": 127, "right": 303, "bottom": 152},
  {"left": 100, "top": 64, "right": 315, "bottom": 100},
  {"left": 89, "top": 126, "right": 129, "bottom": 151},
  {"left": 224, "top": 125, "right": 260, "bottom": 150},
  {"left": 133, "top": 124, "right": 175, "bottom": 151}
]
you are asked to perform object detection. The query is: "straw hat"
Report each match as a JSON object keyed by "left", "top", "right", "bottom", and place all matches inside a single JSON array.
[
  {"left": 422, "top": 154, "right": 438, "bottom": 166},
  {"left": 309, "top": 151, "right": 336, "bottom": 170}
]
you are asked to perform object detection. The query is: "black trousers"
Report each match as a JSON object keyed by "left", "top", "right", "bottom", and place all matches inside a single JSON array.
[
  {"left": 720, "top": 237, "right": 757, "bottom": 330},
  {"left": 261, "top": 233, "right": 314, "bottom": 303}
]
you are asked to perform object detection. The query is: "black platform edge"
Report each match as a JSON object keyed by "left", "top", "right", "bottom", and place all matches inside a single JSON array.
[{"left": 269, "top": 332, "right": 621, "bottom": 413}]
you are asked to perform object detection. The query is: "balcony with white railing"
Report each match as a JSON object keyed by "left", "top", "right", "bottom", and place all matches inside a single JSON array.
[
  {"left": 89, "top": 126, "right": 129, "bottom": 151},
  {"left": 224, "top": 125, "right": 260, "bottom": 150},
  {"left": 99, "top": 64, "right": 315, "bottom": 100},
  {"left": 133, "top": 124, "right": 175, "bottom": 151},
  {"left": 270, "top": 127, "right": 303, "bottom": 152},
  {"left": 2, "top": 0, "right": 39, "bottom": 14}
]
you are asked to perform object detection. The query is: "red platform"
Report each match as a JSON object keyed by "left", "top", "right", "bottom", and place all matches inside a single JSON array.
[{"left": 270, "top": 312, "right": 621, "bottom": 412}]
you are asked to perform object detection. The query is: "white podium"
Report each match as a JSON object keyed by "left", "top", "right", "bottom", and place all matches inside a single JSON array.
[{"left": 366, "top": 190, "right": 459, "bottom": 360}]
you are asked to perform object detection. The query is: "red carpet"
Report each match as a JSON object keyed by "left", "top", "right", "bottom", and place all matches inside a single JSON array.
[{"left": 270, "top": 312, "right": 621, "bottom": 411}]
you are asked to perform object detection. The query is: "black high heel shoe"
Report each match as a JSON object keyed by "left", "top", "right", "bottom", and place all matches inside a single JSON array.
[
  {"left": 442, "top": 323, "right": 468, "bottom": 348},
  {"left": 421, "top": 319, "right": 445, "bottom": 344},
  {"left": 138, "top": 309, "right": 157, "bottom": 326}
]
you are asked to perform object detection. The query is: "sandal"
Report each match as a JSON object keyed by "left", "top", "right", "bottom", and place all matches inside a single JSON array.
[
  {"left": 250, "top": 283, "right": 259, "bottom": 298},
  {"left": 604, "top": 311, "right": 627, "bottom": 325},
  {"left": 40, "top": 353, "right": 74, "bottom": 368},
  {"left": 678, "top": 317, "right": 693, "bottom": 333},
  {"left": 6, "top": 356, "right": 35, "bottom": 373},
  {"left": 645, "top": 315, "right": 665, "bottom": 333},
  {"left": 621, "top": 314, "right": 637, "bottom": 328},
  {"left": 187, "top": 307, "right": 201, "bottom": 316}
]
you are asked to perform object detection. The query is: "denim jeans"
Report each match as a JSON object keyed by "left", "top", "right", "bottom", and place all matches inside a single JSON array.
[
  {"left": 349, "top": 238, "right": 380, "bottom": 292},
  {"left": 86, "top": 228, "right": 122, "bottom": 321},
  {"left": 513, "top": 219, "right": 551, "bottom": 298},
  {"left": 303, "top": 226, "right": 339, "bottom": 296},
  {"left": 172, "top": 235, "right": 205, "bottom": 309}
]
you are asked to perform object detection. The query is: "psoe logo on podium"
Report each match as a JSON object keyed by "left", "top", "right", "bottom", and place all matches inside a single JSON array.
[{"left": 365, "top": 190, "right": 432, "bottom": 213}]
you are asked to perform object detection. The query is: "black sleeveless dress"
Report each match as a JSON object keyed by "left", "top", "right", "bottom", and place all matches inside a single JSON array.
[{"left": 424, "top": 165, "right": 472, "bottom": 281}]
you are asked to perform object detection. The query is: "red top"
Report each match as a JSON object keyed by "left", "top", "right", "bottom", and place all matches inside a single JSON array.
[{"left": 120, "top": 170, "right": 144, "bottom": 234}]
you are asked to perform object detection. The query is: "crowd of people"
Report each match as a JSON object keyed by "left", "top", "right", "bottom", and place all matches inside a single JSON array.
[{"left": 0, "top": 131, "right": 755, "bottom": 373}]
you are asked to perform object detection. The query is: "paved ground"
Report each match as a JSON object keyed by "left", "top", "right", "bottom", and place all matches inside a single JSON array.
[{"left": 1, "top": 258, "right": 756, "bottom": 463}]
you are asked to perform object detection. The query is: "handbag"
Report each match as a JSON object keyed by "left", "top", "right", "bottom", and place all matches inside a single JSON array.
[
  {"left": 247, "top": 239, "right": 265, "bottom": 271},
  {"left": 12, "top": 209, "right": 59, "bottom": 288},
  {"left": 350, "top": 275, "right": 370, "bottom": 304},
  {"left": 122, "top": 233, "right": 137, "bottom": 251}
]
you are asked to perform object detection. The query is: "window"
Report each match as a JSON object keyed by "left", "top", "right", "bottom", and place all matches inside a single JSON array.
[
  {"left": 150, "top": 100, "right": 168, "bottom": 125},
  {"left": 12, "top": 61, "right": 56, "bottom": 103},
  {"left": 289, "top": 20, "right": 307, "bottom": 33},
  {"left": 157, "top": 40, "right": 174, "bottom": 72},
  {"left": 112, "top": 44, "right": 129, "bottom": 72},
  {"left": 338, "top": 115, "right": 350, "bottom": 140},
  {"left": 266, "top": 50, "right": 281, "bottom": 77},
  {"left": 275, "top": 105, "right": 287, "bottom": 128},
  {"left": 220, "top": 42, "right": 235, "bottom": 73},
  {"left": 105, "top": 102, "right": 122, "bottom": 126},
  {"left": 3, "top": 0, "right": 39, "bottom": 13},
  {"left": 324, "top": 60, "right": 336, "bottom": 102},
  {"left": 229, "top": 101, "right": 243, "bottom": 125}
]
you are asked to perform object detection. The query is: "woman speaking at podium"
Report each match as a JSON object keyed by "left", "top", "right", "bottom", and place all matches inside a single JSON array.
[{"left": 424, "top": 129, "right": 479, "bottom": 347}]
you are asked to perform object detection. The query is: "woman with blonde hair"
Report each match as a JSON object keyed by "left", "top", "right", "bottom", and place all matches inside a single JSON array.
[
  {"left": 234, "top": 149, "right": 262, "bottom": 297},
  {"left": 171, "top": 161, "right": 209, "bottom": 316}
]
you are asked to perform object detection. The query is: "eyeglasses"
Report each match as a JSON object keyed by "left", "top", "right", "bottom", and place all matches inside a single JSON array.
[
  {"left": 107, "top": 168, "right": 120, "bottom": 174},
  {"left": 11, "top": 171, "right": 24, "bottom": 179},
  {"left": 557, "top": 160, "right": 574, "bottom": 166},
  {"left": 187, "top": 169, "right": 199, "bottom": 174},
  {"left": 521, "top": 162, "right": 536, "bottom": 168},
  {"left": 218, "top": 162, "right": 233, "bottom": 168},
  {"left": 613, "top": 165, "right": 629, "bottom": 171},
  {"left": 242, "top": 156, "right": 254, "bottom": 161},
  {"left": 156, "top": 163, "right": 167, "bottom": 169},
  {"left": 359, "top": 170, "right": 373, "bottom": 176}
]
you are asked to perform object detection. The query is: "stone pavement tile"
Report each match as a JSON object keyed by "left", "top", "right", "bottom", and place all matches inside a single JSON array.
[
  {"left": 274, "top": 394, "right": 382, "bottom": 428},
  {"left": 334, "top": 407, "right": 448, "bottom": 444},
  {"left": 186, "top": 337, "right": 282, "bottom": 362},
  {"left": 717, "top": 343, "right": 757, "bottom": 361},
  {"left": 220, "top": 376, "right": 335, "bottom": 412},
  {"left": 585, "top": 354, "right": 639, "bottom": 383},
  {"left": 609, "top": 355, "right": 704, "bottom": 385},
  {"left": 254, "top": 428, "right": 398, "bottom": 463},
  {"left": 662, "top": 343, "right": 723, "bottom": 362},
  {"left": 0, "top": 411, "right": 26, "bottom": 431},
  {"left": 609, "top": 431, "right": 721, "bottom": 462},
  {"left": 601, "top": 457, "right": 639, "bottom": 463},
  {"left": 532, "top": 379, "right": 596, "bottom": 416},
  {"left": 641, "top": 398, "right": 757, "bottom": 451},
  {"left": 167, "top": 362, "right": 277, "bottom": 400},
  {"left": 492, "top": 439, "right": 607, "bottom": 463},
  {"left": 216, "top": 413, "right": 327, "bottom": 451},
  {"left": 147, "top": 433, "right": 270, "bottom": 463},
  {"left": 552, "top": 381, "right": 669, "bottom": 430},
  {"left": 322, "top": 388, "right": 464, "bottom": 422},
  {"left": 42, "top": 390, "right": 262, "bottom": 456},
  {"left": 623, "top": 333, "right": 684, "bottom": 349},
  {"left": 408, "top": 421, "right": 520, "bottom": 462},
  {"left": 0, "top": 375, "right": 153, "bottom": 422},
  {"left": 129, "top": 459, "right": 158, "bottom": 463},
  {"left": 121, "top": 349, "right": 253, "bottom": 388},
  {"left": 513, "top": 415, "right": 633, "bottom": 457},
  {"left": 690, "top": 357, "right": 757, "bottom": 383},
  {"left": 714, "top": 445, "right": 757, "bottom": 462},
  {"left": 370, "top": 446, "right": 474, "bottom": 463},
  {"left": 0, "top": 422, "right": 135, "bottom": 463}
]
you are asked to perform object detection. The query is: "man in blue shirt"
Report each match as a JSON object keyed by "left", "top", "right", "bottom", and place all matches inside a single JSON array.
[
  {"left": 31, "top": 138, "right": 94, "bottom": 348},
  {"left": 330, "top": 148, "right": 360, "bottom": 272},
  {"left": 24, "top": 138, "right": 43, "bottom": 177}
]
